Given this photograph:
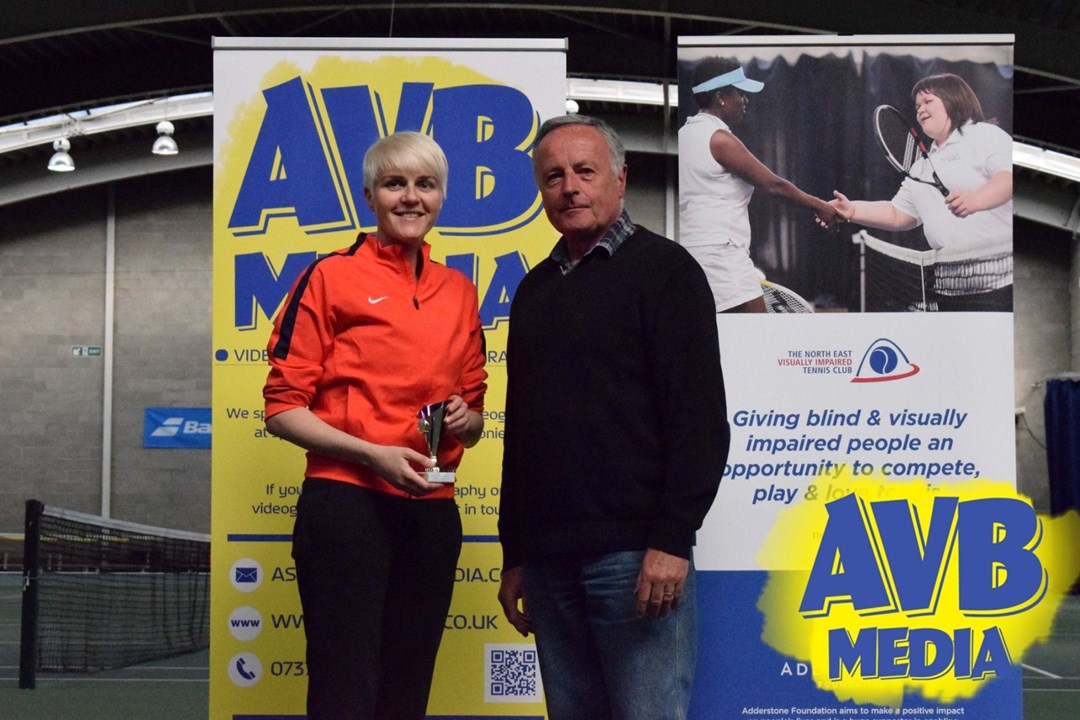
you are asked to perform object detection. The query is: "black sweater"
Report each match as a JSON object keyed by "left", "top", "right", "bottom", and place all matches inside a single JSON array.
[{"left": 499, "top": 225, "right": 730, "bottom": 569}]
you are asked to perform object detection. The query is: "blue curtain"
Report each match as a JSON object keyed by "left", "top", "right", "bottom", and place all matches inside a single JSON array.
[{"left": 1044, "top": 379, "right": 1080, "bottom": 593}]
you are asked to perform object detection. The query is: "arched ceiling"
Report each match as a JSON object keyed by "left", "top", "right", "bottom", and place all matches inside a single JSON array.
[
  {"left": 2, "top": 1, "right": 1078, "bottom": 150},
  {"left": 2, "top": 1, "right": 1078, "bottom": 228}
]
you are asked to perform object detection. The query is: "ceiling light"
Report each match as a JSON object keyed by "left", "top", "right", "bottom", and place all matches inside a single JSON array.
[
  {"left": 47, "top": 138, "right": 75, "bottom": 172},
  {"left": 1013, "top": 143, "right": 1080, "bottom": 184},
  {"left": 152, "top": 120, "right": 178, "bottom": 155},
  {"left": 566, "top": 78, "right": 667, "bottom": 106}
]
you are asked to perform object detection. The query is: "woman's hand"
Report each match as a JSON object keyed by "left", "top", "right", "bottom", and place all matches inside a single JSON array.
[
  {"left": 828, "top": 190, "right": 855, "bottom": 222},
  {"left": 443, "top": 394, "right": 484, "bottom": 447},
  {"left": 363, "top": 443, "right": 441, "bottom": 496},
  {"left": 945, "top": 191, "right": 982, "bottom": 218},
  {"left": 265, "top": 406, "right": 442, "bottom": 496},
  {"left": 815, "top": 191, "right": 851, "bottom": 229},
  {"left": 813, "top": 198, "right": 842, "bottom": 231},
  {"left": 945, "top": 171, "right": 1012, "bottom": 218}
]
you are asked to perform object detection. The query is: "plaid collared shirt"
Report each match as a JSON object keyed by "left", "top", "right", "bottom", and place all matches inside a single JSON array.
[{"left": 549, "top": 210, "right": 636, "bottom": 275}]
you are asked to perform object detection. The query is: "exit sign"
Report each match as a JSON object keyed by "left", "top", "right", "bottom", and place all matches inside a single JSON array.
[{"left": 72, "top": 345, "right": 102, "bottom": 357}]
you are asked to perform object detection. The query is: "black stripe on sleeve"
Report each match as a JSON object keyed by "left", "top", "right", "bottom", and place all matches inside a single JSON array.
[{"left": 272, "top": 234, "right": 365, "bottom": 360}]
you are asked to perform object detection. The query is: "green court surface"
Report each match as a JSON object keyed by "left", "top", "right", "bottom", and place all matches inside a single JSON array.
[
  {"left": 0, "top": 573, "right": 207, "bottom": 720},
  {"left": 1020, "top": 592, "right": 1080, "bottom": 720},
  {"left": 1, "top": 573, "right": 1077, "bottom": 719}
]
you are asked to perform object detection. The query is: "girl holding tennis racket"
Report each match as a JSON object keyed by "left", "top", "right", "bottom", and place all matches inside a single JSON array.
[
  {"left": 679, "top": 56, "right": 841, "bottom": 313},
  {"left": 827, "top": 73, "right": 1012, "bottom": 254}
]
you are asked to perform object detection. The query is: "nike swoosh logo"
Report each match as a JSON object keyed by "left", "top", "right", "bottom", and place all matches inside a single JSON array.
[{"left": 368, "top": 296, "right": 389, "bottom": 304}]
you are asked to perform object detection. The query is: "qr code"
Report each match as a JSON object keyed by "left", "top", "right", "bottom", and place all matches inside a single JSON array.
[{"left": 485, "top": 643, "right": 543, "bottom": 703}]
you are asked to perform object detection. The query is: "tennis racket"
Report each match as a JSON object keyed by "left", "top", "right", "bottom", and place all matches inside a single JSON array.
[
  {"left": 760, "top": 279, "right": 814, "bottom": 313},
  {"left": 873, "top": 105, "right": 949, "bottom": 197}
]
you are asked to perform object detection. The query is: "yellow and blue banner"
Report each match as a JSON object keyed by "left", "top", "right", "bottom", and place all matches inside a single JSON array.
[{"left": 211, "top": 36, "right": 565, "bottom": 719}]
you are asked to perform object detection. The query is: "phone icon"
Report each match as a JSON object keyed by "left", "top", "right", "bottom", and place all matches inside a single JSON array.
[
  {"left": 228, "top": 652, "right": 262, "bottom": 687},
  {"left": 236, "top": 657, "right": 257, "bottom": 681}
]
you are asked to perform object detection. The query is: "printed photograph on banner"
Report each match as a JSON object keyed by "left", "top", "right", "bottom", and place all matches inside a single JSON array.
[
  {"left": 210, "top": 38, "right": 565, "bottom": 720},
  {"left": 676, "top": 39, "right": 1013, "bottom": 314},
  {"left": 682, "top": 35, "right": 1022, "bottom": 720}
]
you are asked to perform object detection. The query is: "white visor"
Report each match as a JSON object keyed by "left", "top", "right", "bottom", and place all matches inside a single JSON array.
[{"left": 691, "top": 67, "right": 764, "bottom": 94}]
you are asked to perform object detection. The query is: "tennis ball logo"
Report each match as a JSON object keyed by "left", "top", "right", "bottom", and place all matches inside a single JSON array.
[
  {"left": 852, "top": 338, "right": 920, "bottom": 383},
  {"left": 869, "top": 346, "right": 898, "bottom": 374}
]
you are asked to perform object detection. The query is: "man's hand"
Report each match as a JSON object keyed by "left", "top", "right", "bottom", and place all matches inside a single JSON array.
[
  {"left": 635, "top": 548, "right": 689, "bottom": 619},
  {"left": 498, "top": 566, "right": 533, "bottom": 636}
]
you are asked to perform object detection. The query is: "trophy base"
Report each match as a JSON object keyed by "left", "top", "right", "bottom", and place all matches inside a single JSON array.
[{"left": 425, "top": 470, "right": 456, "bottom": 485}]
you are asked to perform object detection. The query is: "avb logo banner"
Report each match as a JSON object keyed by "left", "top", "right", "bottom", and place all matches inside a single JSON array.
[
  {"left": 759, "top": 478, "right": 1080, "bottom": 707},
  {"left": 143, "top": 407, "right": 211, "bottom": 448},
  {"left": 210, "top": 37, "right": 565, "bottom": 719}
]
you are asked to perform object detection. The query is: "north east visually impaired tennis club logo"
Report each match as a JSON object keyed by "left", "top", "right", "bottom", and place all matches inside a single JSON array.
[
  {"left": 852, "top": 338, "right": 920, "bottom": 383},
  {"left": 779, "top": 338, "right": 920, "bottom": 382}
]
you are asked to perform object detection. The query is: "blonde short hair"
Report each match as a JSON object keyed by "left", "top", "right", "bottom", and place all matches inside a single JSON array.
[{"left": 362, "top": 131, "right": 449, "bottom": 194}]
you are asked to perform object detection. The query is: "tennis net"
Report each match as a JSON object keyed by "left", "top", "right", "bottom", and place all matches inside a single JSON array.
[
  {"left": 19, "top": 499, "right": 210, "bottom": 688},
  {"left": 853, "top": 230, "right": 1012, "bottom": 312}
]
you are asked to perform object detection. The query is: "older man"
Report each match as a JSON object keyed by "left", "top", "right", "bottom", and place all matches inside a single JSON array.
[{"left": 497, "top": 115, "right": 730, "bottom": 720}]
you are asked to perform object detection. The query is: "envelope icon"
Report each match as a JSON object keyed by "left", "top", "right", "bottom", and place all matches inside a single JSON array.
[{"left": 235, "top": 566, "right": 259, "bottom": 583}]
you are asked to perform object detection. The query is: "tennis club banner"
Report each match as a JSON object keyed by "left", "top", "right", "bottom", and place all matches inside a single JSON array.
[
  {"left": 210, "top": 37, "right": 565, "bottom": 719},
  {"left": 679, "top": 34, "right": 1078, "bottom": 720}
]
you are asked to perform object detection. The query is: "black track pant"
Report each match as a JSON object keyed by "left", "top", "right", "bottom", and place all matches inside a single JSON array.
[{"left": 292, "top": 478, "right": 462, "bottom": 720}]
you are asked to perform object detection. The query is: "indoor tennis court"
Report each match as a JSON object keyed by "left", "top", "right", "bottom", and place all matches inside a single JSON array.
[{"left": 2, "top": 571, "right": 1077, "bottom": 719}]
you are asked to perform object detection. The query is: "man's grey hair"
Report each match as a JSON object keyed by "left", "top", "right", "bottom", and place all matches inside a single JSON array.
[{"left": 533, "top": 114, "right": 626, "bottom": 177}]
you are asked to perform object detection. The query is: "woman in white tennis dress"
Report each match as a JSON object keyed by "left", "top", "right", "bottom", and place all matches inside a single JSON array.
[{"left": 678, "top": 56, "right": 840, "bottom": 313}]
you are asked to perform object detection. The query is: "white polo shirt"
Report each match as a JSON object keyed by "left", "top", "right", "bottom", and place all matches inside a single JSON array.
[{"left": 891, "top": 122, "right": 1013, "bottom": 251}]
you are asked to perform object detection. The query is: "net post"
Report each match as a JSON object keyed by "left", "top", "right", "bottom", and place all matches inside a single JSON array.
[
  {"left": 919, "top": 254, "right": 929, "bottom": 311},
  {"left": 853, "top": 231, "right": 866, "bottom": 313},
  {"left": 19, "top": 499, "right": 44, "bottom": 690}
]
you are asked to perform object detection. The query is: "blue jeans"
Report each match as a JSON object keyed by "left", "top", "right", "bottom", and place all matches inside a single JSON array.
[{"left": 523, "top": 550, "right": 697, "bottom": 720}]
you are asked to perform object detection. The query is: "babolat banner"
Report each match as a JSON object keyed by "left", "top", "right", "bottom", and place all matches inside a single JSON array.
[
  {"left": 678, "top": 35, "right": 1080, "bottom": 719},
  {"left": 143, "top": 407, "right": 212, "bottom": 448},
  {"left": 210, "top": 37, "right": 565, "bottom": 718}
]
